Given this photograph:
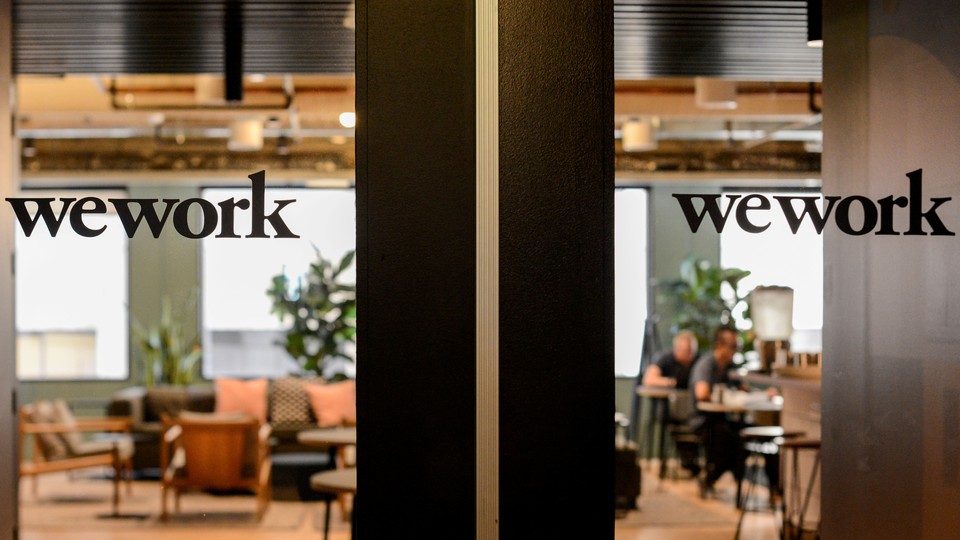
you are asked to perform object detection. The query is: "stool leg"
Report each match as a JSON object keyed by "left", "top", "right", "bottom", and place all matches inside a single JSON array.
[
  {"left": 733, "top": 451, "right": 757, "bottom": 540},
  {"left": 797, "top": 451, "right": 821, "bottom": 539},
  {"left": 323, "top": 495, "right": 332, "bottom": 540}
]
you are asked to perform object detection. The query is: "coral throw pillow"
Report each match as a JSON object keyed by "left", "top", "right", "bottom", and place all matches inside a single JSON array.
[
  {"left": 215, "top": 378, "right": 269, "bottom": 424},
  {"left": 305, "top": 380, "right": 357, "bottom": 428}
]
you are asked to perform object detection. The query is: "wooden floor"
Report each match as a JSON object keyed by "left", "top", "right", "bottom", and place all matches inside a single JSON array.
[{"left": 19, "top": 464, "right": 779, "bottom": 539}]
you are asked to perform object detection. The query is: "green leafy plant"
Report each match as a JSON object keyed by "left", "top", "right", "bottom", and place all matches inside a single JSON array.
[
  {"left": 267, "top": 249, "right": 356, "bottom": 377},
  {"left": 133, "top": 295, "right": 202, "bottom": 387},
  {"left": 658, "top": 256, "right": 752, "bottom": 351}
]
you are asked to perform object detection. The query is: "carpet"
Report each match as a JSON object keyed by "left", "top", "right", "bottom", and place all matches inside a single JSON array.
[{"left": 19, "top": 472, "right": 339, "bottom": 531}]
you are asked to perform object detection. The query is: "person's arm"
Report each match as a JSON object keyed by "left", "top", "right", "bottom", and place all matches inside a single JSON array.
[
  {"left": 694, "top": 380, "right": 712, "bottom": 402},
  {"left": 641, "top": 364, "right": 675, "bottom": 387}
]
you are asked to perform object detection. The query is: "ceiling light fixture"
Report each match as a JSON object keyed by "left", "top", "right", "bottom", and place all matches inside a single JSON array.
[
  {"left": 276, "top": 135, "right": 291, "bottom": 156},
  {"left": 228, "top": 119, "right": 264, "bottom": 151},
  {"left": 22, "top": 139, "right": 37, "bottom": 158},
  {"left": 339, "top": 112, "right": 357, "bottom": 129},
  {"left": 621, "top": 118, "right": 658, "bottom": 152},
  {"left": 694, "top": 77, "right": 738, "bottom": 110}
]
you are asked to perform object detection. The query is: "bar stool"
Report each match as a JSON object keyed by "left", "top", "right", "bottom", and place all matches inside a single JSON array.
[
  {"left": 733, "top": 426, "right": 804, "bottom": 540},
  {"left": 780, "top": 438, "right": 821, "bottom": 540}
]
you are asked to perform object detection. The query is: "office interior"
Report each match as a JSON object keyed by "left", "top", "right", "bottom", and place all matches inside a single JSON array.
[{"left": 0, "top": 1, "right": 958, "bottom": 539}]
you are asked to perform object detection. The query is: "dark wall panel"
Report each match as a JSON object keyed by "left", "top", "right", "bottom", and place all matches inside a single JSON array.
[
  {"left": 499, "top": 1, "right": 615, "bottom": 538},
  {"left": 355, "top": 0, "right": 476, "bottom": 538}
]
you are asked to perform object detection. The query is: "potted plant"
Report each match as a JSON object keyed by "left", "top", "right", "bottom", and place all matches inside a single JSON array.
[
  {"left": 657, "top": 256, "right": 752, "bottom": 352},
  {"left": 267, "top": 248, "right": 356, "bottom": 378},
  {"left": 133, "top": 294, "right": 202, "bottom": 387}
]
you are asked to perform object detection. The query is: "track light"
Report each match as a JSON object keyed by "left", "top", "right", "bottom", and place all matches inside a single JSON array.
[
  {"left": 228, "top": 119, "right": 264, "bottom": 151},
  {"left": 621, "top": 119, "right": 658, "bottom": 152}
]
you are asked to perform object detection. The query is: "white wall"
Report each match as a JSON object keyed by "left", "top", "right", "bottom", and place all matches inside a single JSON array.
[{"left": 823, "top": 1, "right": 960, "bottom": 536}]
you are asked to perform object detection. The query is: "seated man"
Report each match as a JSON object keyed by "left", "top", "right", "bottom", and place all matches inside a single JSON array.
[
  {"left": 688, "top": 326, "right": 746, "bottom": 496},
  {"left": 642, "top": 329, "right": 698, "bottom": 389},
  {"left": 641, "top": 329, "right": 700, "bottom": 475}
]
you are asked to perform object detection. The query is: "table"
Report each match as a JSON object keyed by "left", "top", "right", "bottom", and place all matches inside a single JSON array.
[
  {"left": 696, "top": 399, "right": 783, "bottom": 415},
  {"left": 298, "top": 427, "right": 358, "bottom": 448},
  {"left": 298, "top": 427, "right": 357, "bottom": 467},
  {"left": 636, "top": 386, "right": 688, "bottom": 479},
  {"left": 311, "top": 469, "right": 358, "bottom": 540},
  {"left": 298, "top": 428, "right": 357, "bottom": 532},
  {"left": 696, "top": 397, "right": 783, "bottom": 508}
]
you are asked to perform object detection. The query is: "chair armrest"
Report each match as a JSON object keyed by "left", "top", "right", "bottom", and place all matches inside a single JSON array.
[
  {"left": 160, "top": 424, "right": 184, "bottom": 483},
  {"left": 258, "top": 424, "right": 272, "bottom": 461},
  {"left": 162, "top": 424, "right": 183, "bottom": 445},
  {"left": 73, "top": 417, "right": 131, "bottom": 432},
  {"left": 22, "top": 417, "right": 131, "bottom": 435}
]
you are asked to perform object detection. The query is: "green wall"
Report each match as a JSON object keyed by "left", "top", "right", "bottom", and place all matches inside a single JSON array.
[
  {"left": 647, "top": 184, "right": 722, "bottom": 348},
  {"left": 19, "top": 184, "right": 204, "bottom": 410}
]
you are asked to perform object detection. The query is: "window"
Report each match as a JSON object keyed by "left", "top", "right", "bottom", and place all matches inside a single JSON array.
[
  {"left": 720, "top": 190, "right": 824, "bottom": 352},
  {"left": 615, "top": 188, "right": 649, "bottom": 376},
  {"left": 15, "top": 191, "right": 129, "bottom": 380},
  {"left": 201, "top": 187, "right": 356, "bottom": 378}
]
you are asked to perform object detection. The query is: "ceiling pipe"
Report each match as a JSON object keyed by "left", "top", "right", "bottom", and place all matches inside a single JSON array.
[
  {"left": 740, "top": 114, "right": 823, "bottom": 150},
  {"left": 108, "top": 77, "right": 293, "bottom": 111}
]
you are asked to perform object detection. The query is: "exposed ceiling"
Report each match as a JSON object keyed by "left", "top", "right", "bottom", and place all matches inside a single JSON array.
[
  {"left": 614, "top": 0, "right": 821, "bottom": 81},
  {"left": 10, "top": 1, "right": 823, "bottom": 177},
  {"left": 13, "top": 0, "right": 818, "bottom": 82},
  {"left": 13, "top": 0, "right": 355, "bottom": 75}
]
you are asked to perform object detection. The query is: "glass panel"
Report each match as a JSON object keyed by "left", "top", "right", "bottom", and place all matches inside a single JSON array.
[
  {"left": 615, "top": 188, "right": 649, "bottom": 376},
  {"left": 15, "top": 193, "right": 129, "bottom": 380},
  {"left": 201, "top": 187, "right": 356, "bottom": 378}
]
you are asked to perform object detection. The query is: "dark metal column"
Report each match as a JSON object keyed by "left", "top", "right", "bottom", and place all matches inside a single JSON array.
[
  {"left": 356, "top": 1, "right": 477, "bottom": 537},
  {"left": 498, "top": 1, "right": 614, "bottom": 538}
]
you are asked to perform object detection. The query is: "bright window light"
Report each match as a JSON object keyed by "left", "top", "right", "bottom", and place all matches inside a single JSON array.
[
  {"left": 201, "top": 187, "right": 355, "bottom": 378},
  {"left": 615, "top": 188, "right": 649, "bottom": 376},
  {"left": 15, "top": 191, "right": 129, "bottom": 380},
  {"left": 720, "top": 191, "right": 824, "bottom": 350}
]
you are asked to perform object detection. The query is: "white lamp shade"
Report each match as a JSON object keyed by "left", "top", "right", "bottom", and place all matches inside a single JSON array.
[
  {"left": 621, "top": 120, "right": 657, "bottom": 152},
  {"left": 694, "top": 77, "right": 738, "bottom": 110},
  {"left": 750, "top": 286, "right": 794, "bottom": 340},
  {"left": 228, "top": 119, "right": 264, "bottom": 152}
]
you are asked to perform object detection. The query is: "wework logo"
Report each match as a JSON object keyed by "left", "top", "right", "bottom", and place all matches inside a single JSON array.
[
  {"left": 673, "top": 169, "right": 954, "bottom": 236},
  {"left": 5, "top": 170, "right": 299, "bottom": 239}
]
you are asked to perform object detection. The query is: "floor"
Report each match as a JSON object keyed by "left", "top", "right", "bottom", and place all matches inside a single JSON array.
[
  {"left": 19, "top": 463, "right": 780, "bottom": 539},
  {"left": 615, "top": 461, "right": 780, "bottom": 540}
]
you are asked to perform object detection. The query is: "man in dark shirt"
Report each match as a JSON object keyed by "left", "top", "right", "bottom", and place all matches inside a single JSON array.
[
  {"left": 642, "top": 329, "right": 698, "bottom": 389},
  {"left": 688, "top": 326, "right": 744, "bottom": 496},
  {"left": 640, "top": 330, "right": 699, "bottom": 475}
]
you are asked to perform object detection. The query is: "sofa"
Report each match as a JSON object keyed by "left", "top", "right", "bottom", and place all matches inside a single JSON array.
[{"left": 107, "top": 377, "right": 355, "bottom": 473}]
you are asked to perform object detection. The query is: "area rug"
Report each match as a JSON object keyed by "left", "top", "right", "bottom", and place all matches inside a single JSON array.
[{"left": 19, "top": 472, "right": 327, "bottom": 531}]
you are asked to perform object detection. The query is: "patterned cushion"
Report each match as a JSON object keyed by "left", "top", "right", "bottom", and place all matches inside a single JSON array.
[{"left": 270, "top": 377, "right": 324, "bottom": 429}]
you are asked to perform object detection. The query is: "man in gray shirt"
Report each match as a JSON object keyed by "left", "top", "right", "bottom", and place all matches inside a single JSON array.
[{"left": 688, "top": 326, "right": 744, "bottom": 495}]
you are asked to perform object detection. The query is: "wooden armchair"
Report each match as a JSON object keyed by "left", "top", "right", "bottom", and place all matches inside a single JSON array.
[
  {"left": 19, "top": 399, "right": 134, "bottom": 514},
  {"left": 160, "top": 413, "right": 272, "bottom": 521}
]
